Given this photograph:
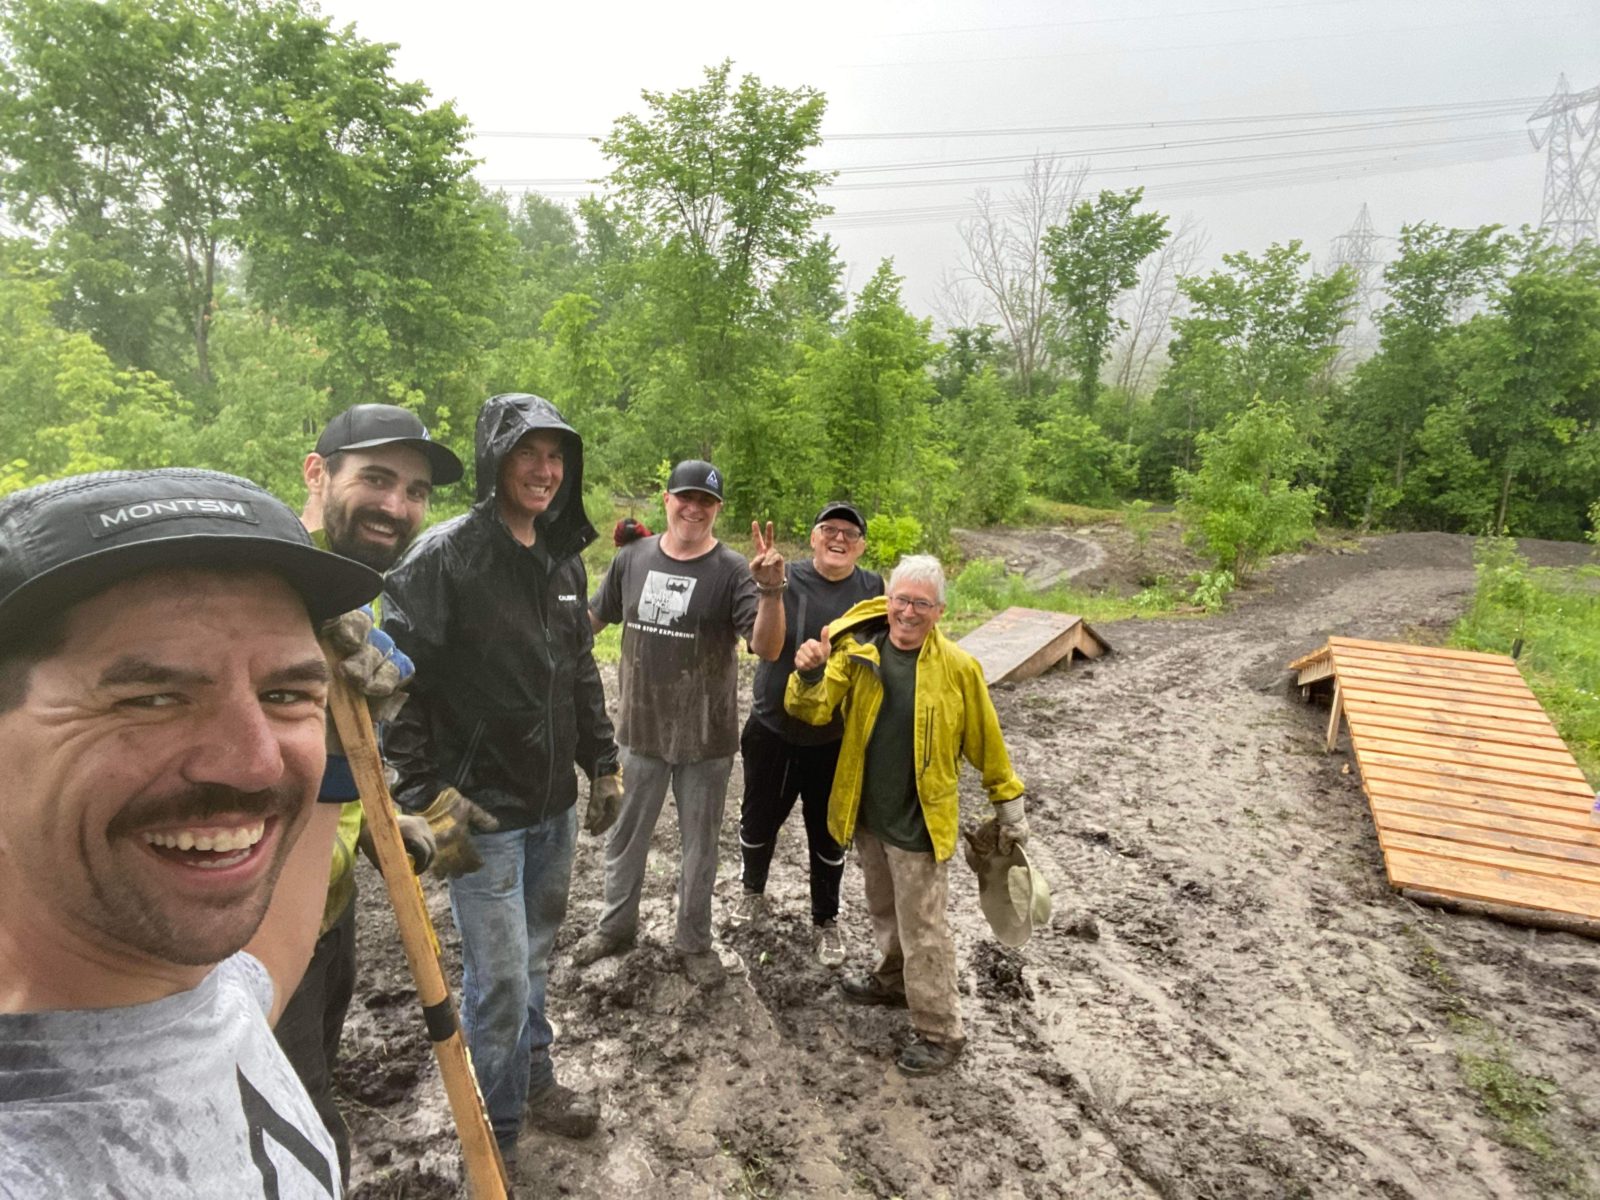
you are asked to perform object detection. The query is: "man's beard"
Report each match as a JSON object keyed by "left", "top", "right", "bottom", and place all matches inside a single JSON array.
[{"left": 324, "top": 501, "right": 416, "bottom": 572}]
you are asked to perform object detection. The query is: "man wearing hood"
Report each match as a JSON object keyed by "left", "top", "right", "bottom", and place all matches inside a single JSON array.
[{"left": 382, "top": 394, "right": 622, "bottom": 1156}]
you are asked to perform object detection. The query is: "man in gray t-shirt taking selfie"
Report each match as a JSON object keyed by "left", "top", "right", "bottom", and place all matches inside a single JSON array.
[
  {"left": 0, "top": 469, "right": 385, "bottom": 1197},
  {"left": 573, "top": 460, "right": 786, "bottom": 987}
]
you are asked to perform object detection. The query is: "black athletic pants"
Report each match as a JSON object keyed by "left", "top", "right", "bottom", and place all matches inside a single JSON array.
[
  {"left": 275, "top": 893, "right": 357, "bottom": 1186},
  {"left": 738, "top": 716, "right": 847, "bottom": 925}
]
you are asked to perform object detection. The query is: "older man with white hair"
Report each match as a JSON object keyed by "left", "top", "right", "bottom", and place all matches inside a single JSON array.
[{"left": 785, "top": 554, "right": 1026, "bottom": 1075}]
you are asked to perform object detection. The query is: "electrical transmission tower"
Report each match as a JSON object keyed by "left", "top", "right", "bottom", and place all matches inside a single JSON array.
[
  {"left": 1528, "top": 73, "right": 1600, "bottom": 249},
  {"left": 1328, "top": 203, "right": 1385, "bottom": 366}
]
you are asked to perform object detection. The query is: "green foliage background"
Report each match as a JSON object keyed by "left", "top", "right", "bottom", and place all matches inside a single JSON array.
[{"left": 4, "top": 2, "right": 1600, "bottom": 581}]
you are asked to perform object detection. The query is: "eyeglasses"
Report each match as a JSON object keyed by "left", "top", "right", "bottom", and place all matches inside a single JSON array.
[
  {"left": 888, "top": 594, "right": 939, "bottom": 614},
  {"left": 815, "top": 523, "right": 863, "bottom": 543}
]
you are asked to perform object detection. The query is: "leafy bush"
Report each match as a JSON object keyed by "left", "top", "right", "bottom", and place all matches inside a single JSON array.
[
  {"left": 864, "top": 513, "right": 924, "bottom": 571},
  {"left": 1174, "top": 397, "right": 1319, "bottom": 580},
  {"left": 1189, "top": 568, "right": 1235, "bottom": 611}
]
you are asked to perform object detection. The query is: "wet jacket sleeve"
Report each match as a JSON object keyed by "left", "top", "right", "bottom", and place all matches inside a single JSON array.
[
  {"left": 958, "top": 659, "right": 1025, "bottom": 806},
  {"left": 381, "top": 548, "right": 451, "bottom": 812},
  {"left": 570, "top": 561, "right": 621, "bottom": 778}
]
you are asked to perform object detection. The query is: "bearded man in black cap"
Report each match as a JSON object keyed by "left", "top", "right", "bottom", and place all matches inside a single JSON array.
[
  {"left": 274, "top": 403, "right": 464, "bottom": 1183},
  {"left": 0, "top": 468, "right": 383, "bottom": 1197}
]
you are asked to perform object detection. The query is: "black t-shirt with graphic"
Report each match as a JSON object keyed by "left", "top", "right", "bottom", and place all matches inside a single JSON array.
[
  {"left": 591, "top": 535, "right": 757, "bottom": 763},
  {"left": 750, "top": 559, "right": 884, "bottom": 746}
]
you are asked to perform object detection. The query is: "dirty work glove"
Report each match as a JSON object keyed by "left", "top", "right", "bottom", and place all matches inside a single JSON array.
[
  {"left": 962, "top": 819, "right": 1000, "bottom": 873},
  {"left": 396, "top": 813, "right": 437, "bottom": 874},
  {"left": 419, "top": 787, "right": 500, "bottom": 878},
  {"left": 355, "top": 812, "right": 437, "bottom": 875},
  {"left": 321, "top": 606, "right": 414, "bottom": 722},
  {"left": 994, "top": 797, "right": 1029, "bottom": 853},
  {"left": 585, "top": 772, "right": 623, "bottom": 836}
]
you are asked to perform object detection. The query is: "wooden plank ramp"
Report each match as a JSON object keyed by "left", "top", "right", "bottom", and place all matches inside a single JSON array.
[
  {"left": 957, "top": 606, "right": 1111, "bottom": 685},
  {"left": 1290, "top": 636, "right": 1600, "bottom": 936}
]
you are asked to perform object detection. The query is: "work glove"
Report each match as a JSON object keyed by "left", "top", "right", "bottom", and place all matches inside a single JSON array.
[
  {"left": 321, "top": 606, "right": 414, "bottom": 722},
  {"left": 613, "top": 516, "right": 652, "bottom": 547},
  {"left": 397, "top": 813, "right": 437, "bottom": 873},
  {"left": 355, "top": 813, "right": 438, "bottom": 875},
  {"left": 419, "top": 787, "right": 500, "bottom": 878},
  {"left": 994, "top": 797, "right": 1029, "bottom": 854},
  {"left": 584, "top": 772, "right": 624, "bottom": 836},
  {"left": 961, "top": 818, "right": 1000, "bottom": 873}
]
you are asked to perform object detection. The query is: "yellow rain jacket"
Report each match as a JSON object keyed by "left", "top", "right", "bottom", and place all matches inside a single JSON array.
[{"left": 784, "top": 596, "right": 1023, "bottom": 862}]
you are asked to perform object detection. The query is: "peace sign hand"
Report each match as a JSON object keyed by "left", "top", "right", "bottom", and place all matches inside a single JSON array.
[{"left": 749, "top": 520, "right": 786, "bottom": 590}]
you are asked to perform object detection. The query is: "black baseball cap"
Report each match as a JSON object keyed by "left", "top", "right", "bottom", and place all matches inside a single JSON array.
[
  {"left": 314, "top": 404, "right": 464, "bottom": 486},
  {"left": 0, "top": 469, "right": 383, "bottom": 639},
  {"left": 814, "top": 501, "right": 866, "bottom": 533},
  {"left": 666, "top": 460, "right": 724, "bottom": 501}
]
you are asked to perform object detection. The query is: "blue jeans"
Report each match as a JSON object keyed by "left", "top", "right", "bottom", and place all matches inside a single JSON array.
[{"left": 447, "top": 806, "right": 578, "bottom": 1146}]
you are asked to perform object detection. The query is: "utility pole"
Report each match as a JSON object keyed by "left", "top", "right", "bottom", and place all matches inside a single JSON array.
[{"left": 1528, "top": 73, "right": 1600, "bottom": 249}]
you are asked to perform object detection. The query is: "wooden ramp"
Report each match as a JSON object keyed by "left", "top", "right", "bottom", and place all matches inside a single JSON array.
[
  {"left": 1289, "top": 636, "right": 1600, "bottom": 935},
  {"left": 958, "top": 606, "right": 1111, "bottom": 685}
]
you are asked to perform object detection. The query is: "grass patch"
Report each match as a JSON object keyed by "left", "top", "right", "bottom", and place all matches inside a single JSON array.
[
  {"left": 942, "top": 556, "right": 1183, "bottom": 638},
  {"left": 1403, "top": 924, "right": 1595, "bottom": 1196},
  {"left": 1450, "top": 538, "right": 1600, "bottom": 783}
]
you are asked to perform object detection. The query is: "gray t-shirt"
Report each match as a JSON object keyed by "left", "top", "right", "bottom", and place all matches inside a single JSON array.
[
  {"left": 750, "top": 560, "right": 884, "bottom": 745},
  {"left": 592, "top": 536, "right": 758, "bottom": 762},
  {"left": 1, "top": 953, "right": 340, "bottom": 1199}
]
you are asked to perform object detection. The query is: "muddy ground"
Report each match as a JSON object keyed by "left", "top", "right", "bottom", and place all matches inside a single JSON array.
[{"left": 340, "top": 531, "right": 1600, "bottom": 1200}]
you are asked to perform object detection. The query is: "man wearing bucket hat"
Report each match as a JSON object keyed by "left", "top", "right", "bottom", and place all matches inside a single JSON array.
[
  {"left": 0, "top": 468, "right": 383, "bottom": 1196},
  {"left": 573, "top": 459, "right": 787, "bottom": 988},
  {"left": 274, "top": 403, "right": 464, "bottom": 1183},
  {"left": 786, "top": 554, "right": 1027, "bottom": 1075}
]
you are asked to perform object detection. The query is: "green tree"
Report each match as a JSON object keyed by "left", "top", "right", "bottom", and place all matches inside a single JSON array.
[
  {"left": 1044, "top": 187, "right": 1169, "bottom": 413},
  {"left": 1174, "top": 397, "right": 1320, "bottom": 580},
  {"left": 1149, "top": 242, "right": 1352, "bottom": 488},
  {"left": 596, "top": 60, "right": 833, "bottom": 492}
]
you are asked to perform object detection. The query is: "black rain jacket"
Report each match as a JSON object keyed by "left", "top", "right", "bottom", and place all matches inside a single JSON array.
[{"left": 383, "top": 394, "right": 619, "bottom": 829}]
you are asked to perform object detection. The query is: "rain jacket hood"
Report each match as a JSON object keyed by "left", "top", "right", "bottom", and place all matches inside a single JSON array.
[
  {"left": 382, "top": 394, "right": 617, "bottom": 829},
  {"left": 473, "top": 392, "right": 595, "bottom": 559}
]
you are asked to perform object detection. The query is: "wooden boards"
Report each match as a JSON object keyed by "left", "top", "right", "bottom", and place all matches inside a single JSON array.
[
  {"left": 957, "top": 605, "right": 1111, "bottom": 685},
  {"left": 1291, "top": 636, "right": 1600, "bottom": 931}
]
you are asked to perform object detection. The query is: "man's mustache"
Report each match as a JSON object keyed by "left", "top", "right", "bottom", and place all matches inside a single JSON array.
[{"left": 107, "top": 783, "right": 300, "bottom": 838}]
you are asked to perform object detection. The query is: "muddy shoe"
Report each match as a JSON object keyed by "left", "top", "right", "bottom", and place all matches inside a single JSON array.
[
  {"left": 729, "top": 890, "right": 767, "bottom": 928},
  {"left": 570, "top": 930, "right": 632, "bottom": 968},
  {"left": 680, "top": 949, "right": 728, "bottom": 989},
  {"left": 525, "top": 1082, "right": 600, "bottom": 1139},
  {"left": 838, "top": 972, "right": 907, "bottom": 1008},
  {"left": 896, "top": 1035, "right": 964, "bottom": 1076},
  {"left": 814, "top": 921, "right": 846, "bottom": 968}
]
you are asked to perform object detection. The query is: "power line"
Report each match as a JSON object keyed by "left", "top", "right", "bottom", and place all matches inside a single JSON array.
[{"left": 469, "top": 95, "right": 1539, "bottom": 144}]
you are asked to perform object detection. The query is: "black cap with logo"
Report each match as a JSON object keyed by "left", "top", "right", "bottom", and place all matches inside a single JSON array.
[
  {"left": 813, "top": 501, "right": 866, "bottom": 533},
  {"left": 0, "top": 469, "right": 383, "bottom": 640},
  {"left": 666, "top": 460, "right": 724, "bottom": 502},
  {"left": 314, "top": 404, "right": 464, "bottom": 486}
]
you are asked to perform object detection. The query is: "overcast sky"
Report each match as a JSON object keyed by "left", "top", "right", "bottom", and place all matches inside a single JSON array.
[{"left": 318, "top": 0, "right": 1600, "bottom": 318}]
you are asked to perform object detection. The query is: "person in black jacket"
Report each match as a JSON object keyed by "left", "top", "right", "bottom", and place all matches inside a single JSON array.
[{"left": 383, "top": 394, "right": 622, "bottom": 1156}]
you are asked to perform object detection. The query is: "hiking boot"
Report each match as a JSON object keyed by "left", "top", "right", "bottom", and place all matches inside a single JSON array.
[
  {"left": 570, "top": 930, "right": 632, "bottom": 968},
  {"left": 729, "top": 890, "right": 767, "bottom": 928},
  {"left": 896, "top": 1035, "right": 964, "bottom": 1076},
  {"left": 525, "top": 1081, "right": 600, "bottom": 1139},
  {"left": 838, "top": 972, "right": 907, "bottom": 1008},
  {"left": 814, "top": 921, "right": 846, "bottom": 968},
  {"left": 680, "top": 949, "right": 728, "bottom": 989}
]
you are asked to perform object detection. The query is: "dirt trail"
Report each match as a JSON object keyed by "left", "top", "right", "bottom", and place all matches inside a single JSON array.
[{"left": 342, "top": 532, "right": 1600, "bottom": 1199}]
